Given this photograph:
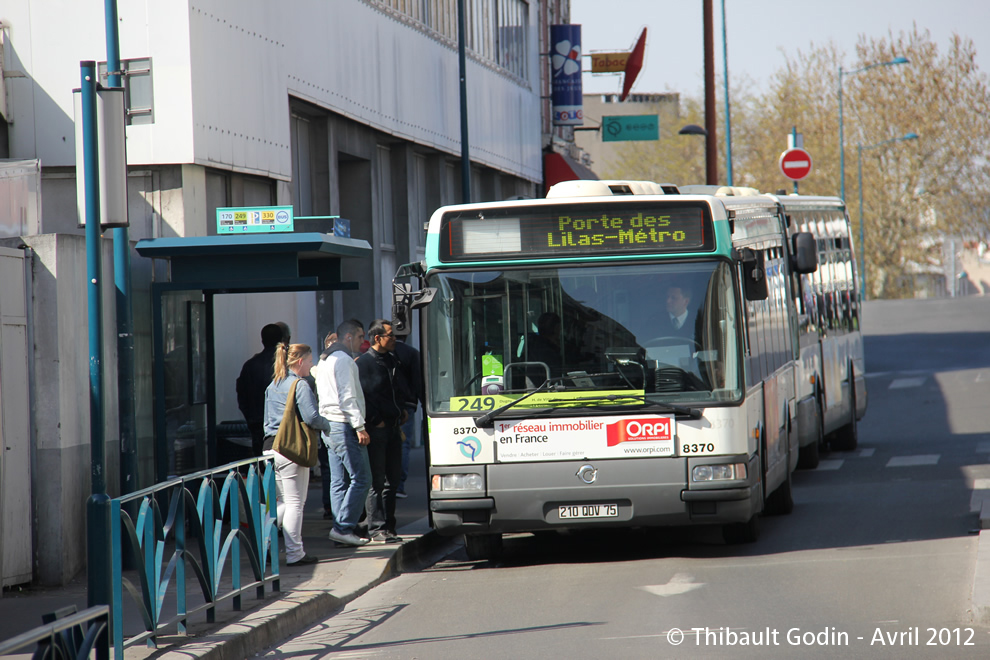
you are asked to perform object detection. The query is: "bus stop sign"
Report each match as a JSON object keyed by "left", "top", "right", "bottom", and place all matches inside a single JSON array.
[{"left": 779, "top": 148, "right": 812, "bottom": 180}]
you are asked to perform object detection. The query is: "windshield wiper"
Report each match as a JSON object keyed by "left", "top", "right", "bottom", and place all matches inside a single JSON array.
[
  {"left": 474, "top": 377, "right": 566, "bottom": 428},
  {"left": 475, "top": 384, "right": 702, "bottom": 427},
  {"left": 564, "top": 393, "right": 703, "bottom": 420}
]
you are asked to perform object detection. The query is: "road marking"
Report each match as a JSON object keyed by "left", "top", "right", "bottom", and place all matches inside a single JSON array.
[
  {"left": 886, "top": 454, "right": 939, "bottom": 467},
  {"left": 640, "top": 572, "right": 703, "bottom": 597},
  {"left": 889, "top": 377, "right": 925, "bottom": 389},
  {"left": 858, "top": 448, "right": 875, "bottom": 458},
  {"left": 817, "top": 459, "right": 844, "bottom": 470}
]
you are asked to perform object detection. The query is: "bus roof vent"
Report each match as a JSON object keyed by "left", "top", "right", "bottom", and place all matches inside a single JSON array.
[
  {"left": 607, "top": 184, "right": 634, "bottom": 195},
  {"left": 546, "top": 180, "right": 614, "bottom": 198},
  {"left": 660, "top": 184, "right": 680, "bottom": 194},
  {"left": 678, "top": 184, "right": 762, "bottom": 197}
]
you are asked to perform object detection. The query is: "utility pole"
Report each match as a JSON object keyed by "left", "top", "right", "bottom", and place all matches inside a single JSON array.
[
  {"left": 457, "top": 0, "right": 471, "bottom": 203},
  {"left": 104, "top": 0, "right": 137, "bottom": 495},
  {"left": 81, "top": 60, "right": 110, "bottom": 610},
  {"left": 703, "top": 0, "right": 718, "bottom": 185}
]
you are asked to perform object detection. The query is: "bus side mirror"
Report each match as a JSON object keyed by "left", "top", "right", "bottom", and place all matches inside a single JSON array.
[
  {"left": 791, "top": 232, "right": 818, "bottom": 274},
  {"left": 391, "top": 281, "right": 437, "bottom": 337},
  {"left": 738, "top": 248, "right": 769, "bottom": 301}
]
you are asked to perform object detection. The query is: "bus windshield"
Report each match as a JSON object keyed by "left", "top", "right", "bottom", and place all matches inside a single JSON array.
[{"left": 425, "top": 260, "right": 743, "bottom": 413}]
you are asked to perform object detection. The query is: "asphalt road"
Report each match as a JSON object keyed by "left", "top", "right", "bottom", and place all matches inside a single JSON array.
[{"left": 264, "top": 297, "right": 990, "bottom": 659}]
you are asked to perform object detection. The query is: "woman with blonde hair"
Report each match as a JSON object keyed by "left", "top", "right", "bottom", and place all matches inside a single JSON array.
[{"left": 263, "top": 342, "right": 330, "bottom": 566}]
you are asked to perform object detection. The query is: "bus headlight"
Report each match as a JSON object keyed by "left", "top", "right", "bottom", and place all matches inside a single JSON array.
[
  {"left": 692, "top": 463, "right": 747, "bottom": 482},
  {"left": 432, "top": 473, "right": 484, "bottom": 491}
]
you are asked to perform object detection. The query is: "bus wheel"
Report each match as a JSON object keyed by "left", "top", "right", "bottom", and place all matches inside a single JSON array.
[
  {"left": 797, "top": 399, "right": 823, "bottom": 470},
  {"left": 764, "top": 469, "right": 794, "bottom": 516},
  {"left": 723, "top": 515, "right": 760, "bottom": 544},
  {"left": 830, "top": 381, "right": 858, "bottom": 451},
  {"left": 464, "top": 533, "right": 503, "bottom": 561}
]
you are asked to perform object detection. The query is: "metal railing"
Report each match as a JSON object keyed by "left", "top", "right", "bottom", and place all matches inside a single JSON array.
[
  {"left": 0, "top": 605, "right": 110, "bottom": 659},
  {"left": 109, "top": 457, "right": 279, "bottom": 658}
]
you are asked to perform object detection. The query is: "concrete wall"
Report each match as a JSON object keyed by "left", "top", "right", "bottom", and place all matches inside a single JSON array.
[
  {"left": 4, "top": 0, "right": 541, "bottom": 182},
  {"left": 0, "top": 234, "right": 119, "bottom": 585},
  {"left": 0, "top": 246, "right": 31, "bottom": 588}
]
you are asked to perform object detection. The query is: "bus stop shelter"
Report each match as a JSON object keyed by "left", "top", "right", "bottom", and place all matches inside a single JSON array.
[{"left": 135, "top": 232, "right": 372, "bottom": 484}]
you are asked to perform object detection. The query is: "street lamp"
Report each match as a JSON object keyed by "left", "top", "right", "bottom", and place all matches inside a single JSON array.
[
  {"left": 838, "top": 56, "right": 909, "bottom": 202},
  {"left": 857, "top": 131, "right": 919, "bottom": 299}
]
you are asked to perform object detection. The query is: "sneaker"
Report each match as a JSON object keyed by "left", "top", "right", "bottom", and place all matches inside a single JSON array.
[
  {"left": 329, "top": 528, "right": 370, "bottom": 547},
  {"left": 286, "top": 554, "right": 319, "bottom": 566},
  {"left": 395, "top": 491, "right": 408, "bottom": 499},
  {"left": 370, "top": 532, "right": 403, "bottom": 544}
]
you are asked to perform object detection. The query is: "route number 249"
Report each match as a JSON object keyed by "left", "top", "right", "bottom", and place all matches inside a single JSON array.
[{"left": 455, "top": 397, "right": 496, "bottom": 411}]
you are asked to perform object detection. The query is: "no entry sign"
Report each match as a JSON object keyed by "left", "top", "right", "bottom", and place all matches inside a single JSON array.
[{"left": 779, "top": 148, "right": 812, "bottom": 180}]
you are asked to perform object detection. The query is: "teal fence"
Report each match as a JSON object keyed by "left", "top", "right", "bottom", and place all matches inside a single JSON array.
[
  {"left": 0, "top": 605, "right": 110, "bottom": 659},
  {"left": 109, "top": 457, "right": 279, "bottom": 658}
]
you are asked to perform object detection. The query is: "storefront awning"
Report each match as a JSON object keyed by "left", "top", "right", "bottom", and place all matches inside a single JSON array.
[{"left": 543, "top": 151, "right": 599, "bottom": 195}]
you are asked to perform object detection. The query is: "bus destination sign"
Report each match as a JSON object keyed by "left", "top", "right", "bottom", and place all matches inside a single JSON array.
[{"left": 441, "top": 202, "right": 713, "bottom": 261}]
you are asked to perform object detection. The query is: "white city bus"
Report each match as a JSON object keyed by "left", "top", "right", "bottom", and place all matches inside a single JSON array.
[
  {"left": 682, "top": 188, "right": 869, "bottom": 468},
  {"left": 775, "top": 194, "right": 867, "bottom": 464},
  {"left": 393, "top": 181, "right": 818, "bottom": 559}
]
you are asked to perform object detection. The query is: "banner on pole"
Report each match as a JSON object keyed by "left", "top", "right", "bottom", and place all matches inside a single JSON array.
[{"left": 550, "top": 24, "right": 583, "bottom": 126}]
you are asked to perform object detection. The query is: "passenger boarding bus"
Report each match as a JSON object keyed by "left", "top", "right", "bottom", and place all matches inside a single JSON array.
[{"left": 392, "top": 180, "right": 818, "bottom": 559}]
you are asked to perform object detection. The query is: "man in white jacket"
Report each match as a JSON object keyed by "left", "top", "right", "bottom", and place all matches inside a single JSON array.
[{"left": 314, "top": 319, "right": 372, "bottom": 547}]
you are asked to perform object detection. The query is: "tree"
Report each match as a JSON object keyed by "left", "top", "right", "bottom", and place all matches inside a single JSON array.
[{"left": 601, "top": 28, "right": 990, "bottom": 298}]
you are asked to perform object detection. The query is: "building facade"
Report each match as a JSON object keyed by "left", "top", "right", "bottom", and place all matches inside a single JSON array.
[
  {"left": 574, "top": 92, "right": 679, "bottom": 175},
  {"left": 0, "top": 0, "right": 571, "bottom": 586}
]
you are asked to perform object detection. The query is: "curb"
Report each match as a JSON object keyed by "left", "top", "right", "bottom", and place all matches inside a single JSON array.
[
  {"left": 974, "top": 504, "right": 990, "bottom": 625},
  {"left": 160, "top": 531, "right": 449, "bottom": 659}
]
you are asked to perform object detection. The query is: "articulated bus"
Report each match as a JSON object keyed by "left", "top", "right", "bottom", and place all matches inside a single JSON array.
[
  {"left": 775, "top": 195, "right": 867, "bottom": 464},
  {"left": 681, "top": 188, "right": 869, "bottom": 468},
  {"left": 392, "top": 180, "right": 820, "bottom": 559}
]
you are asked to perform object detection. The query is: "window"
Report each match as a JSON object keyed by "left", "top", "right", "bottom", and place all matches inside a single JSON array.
[
  {"left": 371, "top": 0, "right": 528, "bottom": 81},
  {"left": 425, "top": 261, "right": 743, "bottom": 411},
  {"left": 290, "top": 114, "right": 314, "bottom": 217},
  {"left": 98, "top": 58, "right": 154, "bottom": 125}
]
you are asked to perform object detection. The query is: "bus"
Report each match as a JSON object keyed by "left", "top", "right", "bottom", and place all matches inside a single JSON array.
[
  {"left": 392, "top": 180, "right": 818, "bottom": 559},
  {"left": 775, "top": 195, "right": 867, "bottom": 464},
  {"left": 680, "top": 188, "right": 869, "bottom": 468}
]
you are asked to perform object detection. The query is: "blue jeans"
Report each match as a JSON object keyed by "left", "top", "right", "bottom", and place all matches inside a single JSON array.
[{"left": 324, "top": 422, "right": 372, "bottom": 534}]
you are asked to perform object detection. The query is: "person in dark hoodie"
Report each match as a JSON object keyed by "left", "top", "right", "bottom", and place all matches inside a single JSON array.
[
  {"left": 236, "top": 323, "right": 284, "bottom": 456},
  {"left": 356, "top": 319, "right": 406, "bottom": 544}
]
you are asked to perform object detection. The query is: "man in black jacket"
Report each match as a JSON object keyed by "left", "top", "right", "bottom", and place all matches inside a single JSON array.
[
  {"left": 356, "top": 319, "right": 407, "bottom": 543},
  {"left": 236, "top": 323, "right": 283, "bottom": 456},
  {"left": 392, "top": 336, "right": 423, "bottom": 498}
]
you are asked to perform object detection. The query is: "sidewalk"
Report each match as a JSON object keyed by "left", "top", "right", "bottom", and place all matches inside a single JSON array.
[{"left": 0, "top": 447, "right": 452, "bottom": 659}]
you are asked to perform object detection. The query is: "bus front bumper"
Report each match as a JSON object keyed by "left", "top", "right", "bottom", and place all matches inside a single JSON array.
[{"left": 429, "top": 455, "right": 761, "bottom": 536}]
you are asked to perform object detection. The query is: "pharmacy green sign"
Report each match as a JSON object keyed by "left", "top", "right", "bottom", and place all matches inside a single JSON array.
[{"left": 601, "top": 115, "right": 659, "bottom": 142}]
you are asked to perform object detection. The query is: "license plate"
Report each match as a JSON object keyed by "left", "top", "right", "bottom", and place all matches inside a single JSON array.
[{"left": 558, "top": 504, "right": 619, "bottom": 519}]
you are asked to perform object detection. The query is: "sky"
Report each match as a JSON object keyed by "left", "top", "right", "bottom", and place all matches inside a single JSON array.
[{"left": 569, "top": 0, "right": 990, "bottom": 97}]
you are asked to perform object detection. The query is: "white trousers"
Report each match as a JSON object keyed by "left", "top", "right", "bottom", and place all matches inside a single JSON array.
[{"left": 264, "top": 450, "right": 310, "bottom": 563}]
